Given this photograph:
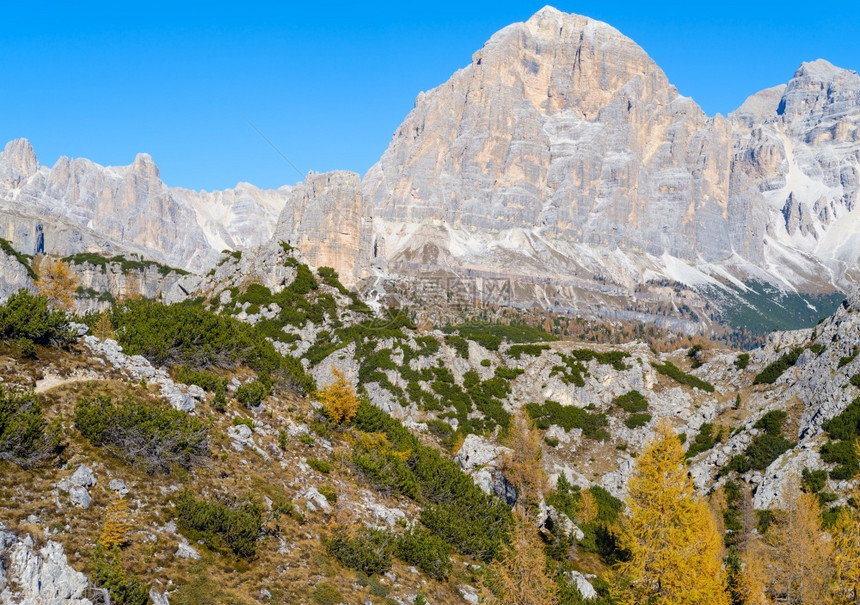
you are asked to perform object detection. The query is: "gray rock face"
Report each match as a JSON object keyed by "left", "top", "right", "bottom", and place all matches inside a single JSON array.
[
  {"left": 0, "top": 525, "right": 92, "bottom": 604},
  {"left": 0, "top": 139, "right": 287, "bottom": 272},
  {"left": 270, "top": 171, "right": 372, "bottom": 286}
]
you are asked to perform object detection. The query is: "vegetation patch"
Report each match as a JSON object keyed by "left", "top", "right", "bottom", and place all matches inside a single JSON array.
[
  {"left": 326, "top": 526, "right": 393, "bottom": 575},
  {"left": 0, "top": 387, "right": 63, "bottom": 467},
  {"left": 442, "top": 322, "right": 557, "bottom": 351},
  {"left": 723, "top": 410, "right": 794, "bottom": 474},
  {"left": 0, "top": 238, "right": 36, "bottom": 280},
  {"left": 62, "top": 251, "right": 188, "bottom": 276},
  {"left": 685, "top": 422, "right": 723, "bottom": 459},
  {"left": 524, "top": 400, "right": 609, "bottom": 441},
  {"left": 654, "top": 360, "right": 715, "bottom": 392},
  {"left": 752, "top": 347, "right": 803, "bottom": 385},
  {"left": 174, "top": 491, "right": 263, "bottom": 559},
  {"left": 0, "top": 290, "right": 74, "bottom": 348},
  {"left": 74, "top": 395, "right": 209, "bottom": 474},
  {"left": 821, "top": 397, "right": 860, "bottom": 479},
  {"left": 613, "top": 390, "right": 648, "bottom": 413}
]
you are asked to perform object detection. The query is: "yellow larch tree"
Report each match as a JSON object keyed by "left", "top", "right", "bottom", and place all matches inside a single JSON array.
[
  {"left": 501, "top": 412, "right": 546, "bottom": 513},
  {"left": 614, "top": 420, "right": 729, "bottom": 605},
  {"left": 480, "top": 411, "right": 557, "bottom": 605},
  {"left": 33, "top": 255, "right": 77, "bottom": 311},
  {"left": 764, "top": 488, "right": 832, "bottom": 604},
  {"left": 737, "top": 534, "right": 772, "bottom": 605},
  {"left": 317, "top": 368, "right": 360, "bottom": 424},
  {"left": 99, "top": 497, "right": 132, "bottom": 550},
  {"left": 830, "top": 495, "right": 860, "bottom": 604}
]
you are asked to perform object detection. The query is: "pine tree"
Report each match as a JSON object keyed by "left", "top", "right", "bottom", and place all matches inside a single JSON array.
[
  {"left": 830, "top": 496, "right": 860, "bottom": 604},
  {"left": 33, "top": 256, "right": 77, "bottom": 311},
  {"left": 99, "top": 498, "right": 132, "bottom": 550},
  {"left": 614, "top": 420, "right": 729, "bottom": 605},
  {"left": 764, "top": 488, "right": 832, "bottom": 604}
]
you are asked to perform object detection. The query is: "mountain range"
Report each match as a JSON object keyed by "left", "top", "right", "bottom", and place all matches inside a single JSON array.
[{"left": 1, "top": 6, "right": 858, "bottom": 331}]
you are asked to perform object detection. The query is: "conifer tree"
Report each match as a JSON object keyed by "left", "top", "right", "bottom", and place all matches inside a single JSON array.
[
  {"left": 614, "top": 420, "right": 729, "bottom": 605},
  {"left": 317, "top": 368, "right": 360, "bottom": 424},
  {"left": 92, "top": 310, "right": 114, "bottom": 341},
  {"left": 33, "top": 256, "right": 77, "bottom": 311},
  {"left": 480, "top": 411, "right": 557, "bottom": 604},
  {"left": 99, "top": 498, "right": 132, "bottom": 550},
  {"left": 764, "top": 488, "right": 832, "bottom": 604},
  {"left": 830, "top": 495, "right": 860, "bottom": 604}
]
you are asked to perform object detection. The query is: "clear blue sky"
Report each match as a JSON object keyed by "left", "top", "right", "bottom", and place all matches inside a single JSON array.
[{"left": 2, "top": 1, "right": 858, "bottom": 191}]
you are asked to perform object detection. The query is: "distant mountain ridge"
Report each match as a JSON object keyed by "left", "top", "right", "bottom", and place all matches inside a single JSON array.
[{"left": 1, "top": 6, "right": 858, "bottom": 331}]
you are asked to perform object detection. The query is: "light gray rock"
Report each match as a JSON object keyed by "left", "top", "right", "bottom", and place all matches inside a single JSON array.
[
  {"left": 0, "top": 526, "right": 92, "bottom": 604},
  {"left": 301, "top": 487, "right": 333, "bottom": 514},
  {"left": 175, "top": 540, "right": 200, "bottom": 560},
  {"left": 569, "top": 571, "right": 599, "bottom": 600}
]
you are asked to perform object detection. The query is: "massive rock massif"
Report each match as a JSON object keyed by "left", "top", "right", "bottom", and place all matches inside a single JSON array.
[
  {"left": 0, "top": 6, "right": 858, "bottom": 328},
  {"left": 363, "top": 7, "right": 860, "bottom": 302}
]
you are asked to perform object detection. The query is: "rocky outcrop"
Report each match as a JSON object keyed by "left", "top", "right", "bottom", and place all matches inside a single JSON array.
[
  {"left": 0, "top": 140, "right": 288, "bottom": 272},
  {"left": 0, "top": 525, "right": 92, "bottom": 604},
  {"left": 271, "top": 171, "right": 372, "bottom": 286}
]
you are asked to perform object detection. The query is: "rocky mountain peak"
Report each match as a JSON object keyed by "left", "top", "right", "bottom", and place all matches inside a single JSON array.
[
  {"left": 131, "top": 152, "right": 160, "bottom": 179},
  {"left": 0, "top": 138, "right": 40, "bottom": 188}
]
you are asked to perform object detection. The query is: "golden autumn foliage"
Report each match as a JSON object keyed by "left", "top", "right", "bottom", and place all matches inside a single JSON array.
[
  {"left": 122, "top": 272, "right": 142, "bottom": 301},
  {"left": 34, "top": 256, "right": 77, "bottom": 311},
  {"left": 764, "top": 489, "right": 832, "bottom": 604},
  {"left": 737, "top": 536, "right": 772, "bottom": 605},
  {"left": 614, "top": 420, "right": 729, "bottom": 605},
  {"left": 479, "top": 508, "right": 558, "bottom": 605},
  {"left": 318, "top": 368, "right": 361, "bottom": 424},
  {"left": 830, "top": 497, "right": 860, "bottom": 604},
  {"left": 92, "top": 310, "right": 115, "bottom": 341},
  {"left": 502, "top": 413, "right": 546, "bottom": 511},
  {"left": 99, "top": 498, "right": 132, "bottom": 550},
  {"left": 579, "top": 489, "right": 598, "bottom": 525}
]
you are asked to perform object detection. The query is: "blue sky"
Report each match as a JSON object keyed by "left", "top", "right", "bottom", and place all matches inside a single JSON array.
[{"left": 2, "top": 1, "right": 858, "bottom": 191}]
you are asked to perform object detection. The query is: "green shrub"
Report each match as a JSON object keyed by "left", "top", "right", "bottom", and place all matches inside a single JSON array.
[
  {"left": 480, "top": 359, "right": 491, "bottom": 367},
  {"left": 544, "top": 437, "right": 560, "bottom": 447},
  {"left": 444, "top": 334, "right": 469, "bottom": 359},
  {"left": 311, "top": 582, "right": 344, "bottom": 605},
  {"left": 506, "top": 344, "right": 550, "bottom": 360},
  {"left": 307, "top": 458, "right": 332, "bottom": 474},
  {"left": 351, "top": 402, "right": 511, "bottom": 560},
  {"left": 685, "top": 423, "right": 721, "bottom": 459},
  {"left": 624, "top": 413, "right": 652, "bottom": 429},
  {"left": 106, "top": 299, "right": 314, "bottom": 394},
  {"left": 74, "top": 396, "right": 209, "bottom": 474},
  {"left": 0, "top": 290, "right": 73, "bottom": 346},
  {"left": 235, "top": 380, "right": 269, "bottom": 407},
  {"left": 174, "top": 491, "right": 262, "bottom": 558},
  {"left": 722, "top": 411, "right": 793, "bottom": 474},
  {"left": 850, "top": 374, "right": 860, "bottom": 388},
  {"left": 174, "top": 367, "right": 223, "bottom": 392},
  {"left": 613, "top": 390, "right": 648, "bottom": 413},
  {"left": 237, "top": 283, "right": 273, "bottom": 306},
  {"left": 318, "top": 484, "right": 338, "bottom": 504},
  {"left": 525, "top": 400, "right": 609, "bottom": 441},
  {"left": 801, "top": 468, "right": 828, "bottom": 493},
  {"left": 0, "top": 387, "right": 63, "bottom": 467},
  {"left": 838, "top": 350, "right": 858, "bottom": 369},
  {"left": 754, "top": 410, "right": 788, "bottom": 435},
  {"left": 211, "top": 382, "right": 227, "bottom": 412},
  {"left": 821, "top": 440, "right": 859, "bottom": 479},
  {"left": 442, "top": 322, "right": 557, "bottom": 351},
  {"left": 734, "top": 353, "right": 750, "bottom": 370},
  {"left": 753, "top": 347, "right": 803, "bottom": 384},
  {"left": 63, "top": 252, "right": 187, "bottom": 277},
  {"left": 326, "top": 526, "right": 393, "bottom": 575},
  {"left": 91, "top": 546, "right": 149, "bottom": 605},
  {"left": 822, "top": 398, "right": 860, "bottom": 441},
  {"left": 394, "top": 527, "right": 452, "bottom": 580},
  {"left": 653, "top": 361, "right": 715, "bottom": 392},
  {"left": 232, "top": 417, "right": 254, "bottom": 429}
]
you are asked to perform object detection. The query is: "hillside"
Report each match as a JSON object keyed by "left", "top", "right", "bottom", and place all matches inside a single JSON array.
[{"left": 1, "top": 242, "right": 859, "bottom": 603}]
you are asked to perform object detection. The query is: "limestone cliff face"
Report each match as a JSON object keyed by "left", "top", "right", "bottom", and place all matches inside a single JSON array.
[
  {"left": 271, "top": 171, "right": 372, "bottom": 285},
  {"left": 729, "top": 60, "right": 860, "bottom": 287},
  {"left": 0, "top": 140, "right": 288, "bottom": 272},
  {"left": 364, "top": 6, "right": 734, "bottom": 276},
  {"left": 362, "top": 7, "right": 860, "bottom": 300}
]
